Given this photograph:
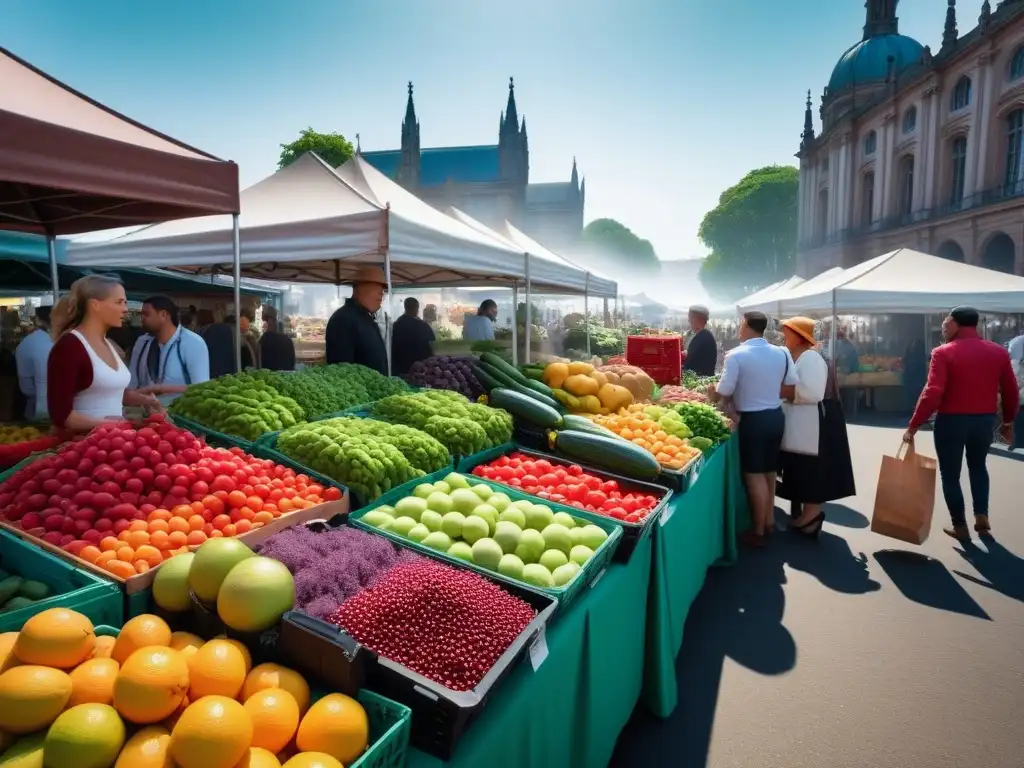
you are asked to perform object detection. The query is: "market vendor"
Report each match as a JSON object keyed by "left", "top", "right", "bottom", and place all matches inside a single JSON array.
[
  {"left": 391, "top": 297, "right": 435, "bottom": 376},
  {"left": 258, "top": 306, "right": 296, "bottom": 371},
  {"left": 15, "top": 305, "right": 53, "bottom": 419},
  {"left": 325, "top": 265, "right": 389, "bottom": 375},
  {"left": 128, "top": 295, "right": 210, "bottom": 406},
  {"left": 683, "top": 304, "right": 717, "bottom": 376},
  {"left": 463, "top": 299, "right": 497, "bottom": 342}
]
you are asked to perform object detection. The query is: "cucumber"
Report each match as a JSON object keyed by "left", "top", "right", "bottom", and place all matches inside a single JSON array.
[
  {"left": 1, "top": 596, "right": 35, "bottom": 613},
  {"left": 560, "top": 414, "right": 620, "bottom": 439},
  {"left": 471, "top": 363, "right": 502, "bottom": 393},
  {"left": 18, "top": 580, "right": 50, "bottom": 601},
  {"left": 523, "top": 368, "right": 545, "bottom": 381},
  {"left": 489, "top": 388, "right": 564, "bottom": 429},
  {"left": 481, "top": 352, "right": 531, "bottom": 386},
  {"left": 0, "top": 576, "right": 22, "bottom": 606},
  {"left": 479, "top": 363, "right": 561, "bottom": 410},
  {"left": 521, "top": 378, "right": 555, "bottom": 398},
  {"left": 550, "top": 430, "right": 661, "bottom": 480}
]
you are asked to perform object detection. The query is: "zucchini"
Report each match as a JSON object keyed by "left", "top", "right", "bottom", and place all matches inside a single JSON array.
[
  {"left": 471, "top": 363, "right": 502, "bottom": 393},
  {"left": 523, "top": 367, "right": 545, "bottom": 381},
  {"left": 521, "top": 378, "right": 555, "bottom": 398},
  {"left": 490, "top": 388, "right": 563, "bottom": 429},
  {"left": 479, "top": 362, "right": 561, "bottom": 410},
  {"left": 550, "top": 430, "right": 661, "bottom": 480},
  {"left": 481, "top": 352, "right": 531, "bottom": 385},
  {"left": 560, "top": 414, "right": 619, "bottom": 439}
]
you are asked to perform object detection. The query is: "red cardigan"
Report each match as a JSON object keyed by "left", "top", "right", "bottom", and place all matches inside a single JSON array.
[{"left": 47, "top": 333, "right": 97, "bottom": 429}]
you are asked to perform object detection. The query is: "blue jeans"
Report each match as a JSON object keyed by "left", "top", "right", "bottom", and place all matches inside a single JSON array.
[{"left": 933, "top": 414, "right": 994, "bottom": 526}]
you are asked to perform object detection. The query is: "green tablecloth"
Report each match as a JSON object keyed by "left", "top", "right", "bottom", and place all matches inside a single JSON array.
[{"left": 408, "top": 533, "right": 653, "bottom": 768}]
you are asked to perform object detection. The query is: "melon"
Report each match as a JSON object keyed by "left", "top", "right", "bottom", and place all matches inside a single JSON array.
[
  {"left": 0, "top": 665, "right": 72, "bottom": 734},
  {"left": 44, "top": 703, "right": 126, "bottom": 768},
  {"left": 188, "top": 539, "right": 254, "bottom": 604},
  {"left": 152, "top": 552, "right": 195, "bottom": 612},
  {"left": 217, "top": 557, "right": 294, "bottom": 633}
]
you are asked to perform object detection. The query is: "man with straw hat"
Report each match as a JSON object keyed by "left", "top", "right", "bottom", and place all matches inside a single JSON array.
[{"left": 326, "top": 265, "right": 389, "bottom": 375}]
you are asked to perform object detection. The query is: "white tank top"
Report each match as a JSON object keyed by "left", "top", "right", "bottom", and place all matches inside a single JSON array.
[{"left": 70, "top": 330, "right": 131, "bottom": 420}]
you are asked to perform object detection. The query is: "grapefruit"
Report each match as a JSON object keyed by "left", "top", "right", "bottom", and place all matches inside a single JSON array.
[
  {"left": 90, "top": 635, "right": 116, "bottom": 660},
  {"left": 244, "top": 688, "right": 300, "bottom": 753},
  {"left": 187, "top": 639, "right": 247, "bottom": 700},
  {"left": 43, "top": 703, "right": 126, "bottom": 768},
  {"left": 216, "top": 557, "right": 295, "bottom": 633},
  {"left": 111, "top": 615, "right": 172, "bottom": 665},
  {"left": 241, "top": 663, "right": 310, "bottom": 714},
  {"left": 113, "top": 725, "right": 172, "bottom": 768},
  {"left": 168, "top": 631, "right": 204, "bottom": 660},
  {"left": 295, "top": 693, "right": 369, "bottom": 764},
  {"left": 68, "top": 658, "right": 119, "bottom": 706},
  {"left": 235, "top": 747, "right": 282, "bottom": 768},
  {"left": 188, "top": 539, "right": 253, "bottom": 604},
  {"left": 151, "top": 552, "right": 195, "bottom": 612},
  {"left": 0, "top": 732, "right": 45, "bottom": 767},
  {"left": 169, "top": 696, "right": 253, "bottom": 768},
  {"left": 112, "top": 646, "right": 189, "bottom": 724},
  {"left": 0, "top": 665, "right": 72, "bottom": 733},
  {"left": 282, "top": 754, "right": 342, "bottom": 768},
  {"left": 13, "top": 608, "right": 95, "bottom": 668}
]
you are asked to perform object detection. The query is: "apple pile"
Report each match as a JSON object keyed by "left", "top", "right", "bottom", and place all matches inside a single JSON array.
[
  {"left": 361, "top": 472, "right": 609, "bottom": 590},
  {"left": 0, "top": 416, "right": 341, "bottom": 579}
]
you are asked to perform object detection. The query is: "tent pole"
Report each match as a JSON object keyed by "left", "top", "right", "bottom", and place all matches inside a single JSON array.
[
  {"left": 584, "top": 273, "right": 591, "bottom": 359},
  {"left": 384, "top": 246, "right": 393, "bottom": 376},
  {"left": 524, "top": 254, "right": 532, "bottom": 366},
  {"left": 829, "top": 288, "right": 837, "bottom": 363},
  {"left": 232, "top": 214, "right": 242, "bottom": 374},
  {"left": 47, "top": 234, "right": 59, "bottom": 301},
  {"left": 511, "top": 282, "right": 519, "bottom": 367}
]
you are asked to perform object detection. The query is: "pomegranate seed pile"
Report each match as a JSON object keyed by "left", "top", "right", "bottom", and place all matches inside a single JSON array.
[{"left": 328, "top": 559, "right": 537, "bottom": 691}]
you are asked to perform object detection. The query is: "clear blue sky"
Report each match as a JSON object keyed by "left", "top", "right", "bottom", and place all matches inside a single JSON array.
[{"left": 6, "top": 0, "right": 949, "bottom": 261}]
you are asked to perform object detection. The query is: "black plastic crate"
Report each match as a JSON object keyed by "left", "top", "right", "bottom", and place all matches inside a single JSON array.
[{"left": 282, "top": 518, "right": 557, "bottom": 761}]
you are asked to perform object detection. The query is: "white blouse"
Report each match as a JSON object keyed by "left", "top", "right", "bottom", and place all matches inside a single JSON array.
[{"left": 781, "top": 348, "right": 828, "bottom": 455}]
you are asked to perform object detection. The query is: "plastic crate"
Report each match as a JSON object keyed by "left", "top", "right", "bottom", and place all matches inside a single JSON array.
[
  {"left": 654, "top": 451, "right": 706, "bottom": 494},
  {"left": 350, "top": 473, "right": 621, "bottom": 615},
  {"left": 277, "top": 523, "right": 558, "bottom": 761},
  {"left": 626, "top": 334, "right": 682, "bottom": 368},
  {"left": 93, "top": 624, "right": 411, "bottom": 768},
  {"left": 0, "top": 529, "right": 122, "bottom": 631},
  {"left": 640, "top": 364, "right": 681, "bottom": 387},
  {"left": 458, "top": 445, "right": 671, "bottom": 563},
  {"left": 168, "top": 413, "right": 256, "bottom": 451}
]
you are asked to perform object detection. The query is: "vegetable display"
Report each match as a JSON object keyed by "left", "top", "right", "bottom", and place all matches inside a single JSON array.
[
  {"left": 274, "top": 417, "right": 449, "bottom": 502},
  {"left": 312, "top": 362, "right": 411, "bottom": 402},
  {"left": 0, "top": 563, "right": 54, "bottom": 614},
  {"left": 681, "top": 371, "right": 719, "bottom": 394},
  {"left": 583, "top": 407, "right": 703, "bottom": 471},
  {"left": 247, "top": 368, "right": 366, "bottom": 417},
  {"left": 169, "top": 375, "right": 304, "bottom": 441},
  {"left": 471, "top": 452, "right": 664, "bottom": 523},
  {"left": 405, "top": 355, "right": 484, "bottom": 399},
  {"left": 671, "top": 401, "right": 732, "bottom": 445},
  {"left": 371, "top": 390, "right": 513, "bottom": 456},
  {"left": 656, "top": 385, "right": 710, "bottom": 405}
]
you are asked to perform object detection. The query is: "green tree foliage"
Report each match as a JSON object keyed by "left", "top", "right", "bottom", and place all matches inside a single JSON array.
[
  {"left": 698, "top": 165, "right": 798, "bottom": 301},
  {"left": 581, "top": 218, "right": 659, "bottom": 272},
  {"left": 278, "top": 128, "right": 355, "bottom": 170}
]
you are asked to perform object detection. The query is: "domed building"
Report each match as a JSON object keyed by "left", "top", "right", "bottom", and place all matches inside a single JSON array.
[{"left": 796, "top": 0, "right": 1024, "bottom": 277}]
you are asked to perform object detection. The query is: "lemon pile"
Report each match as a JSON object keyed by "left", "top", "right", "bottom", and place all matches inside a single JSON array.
[
  {"left": 0, "top": 425, "right": 45, "bottom": 445},
  {"left": 0, "top": 608, "right": 370, "bottom": 768}
]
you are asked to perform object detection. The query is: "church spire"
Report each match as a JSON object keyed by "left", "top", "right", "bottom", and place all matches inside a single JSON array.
[
  {"left": 570, "top": 157, "right": 579, "bottom": 189},
  {"left": 502, "top": 77, "right": 519, "bottom": 137},
  {"left": 801, "top": 90, "right": 816, "bottom": 150},
  {"left": 942, "top": 0, "right": 958, "bottom": 50},
  {"left": 403, "top": 81, "right": 417, "bottom": 128},
  {"left": 863, "top": 0, "right": 899, "bottom": 40},
  {"left": 400, "top": 81, "right": 420, "bottom": 188}
]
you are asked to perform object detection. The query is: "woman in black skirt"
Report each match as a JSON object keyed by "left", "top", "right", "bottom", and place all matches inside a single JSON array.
[{"left": 776, "top": 317, "right": 856, "bottom": 537}]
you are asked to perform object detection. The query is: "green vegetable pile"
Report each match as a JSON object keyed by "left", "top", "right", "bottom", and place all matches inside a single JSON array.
[
  {"left": 247, "top": 368, "right": 368, "bottom": 417},
  {"left": 671, "top": 401, "right": 731, "bottom": 443},
  {"left": 311, "top": 363, "right": 410, "bottom": 402},
  {"left": 371, "top": 390, "right": 513, "bottom": 456},
  {"left": 682, "top": 370, "right": 719, "bottom": 393},
  {"left": 169, "top": 375, "right": 304, "bottom": 440},
  {"left": 641, "top": 405, "right": 693, "bottom": 440},
  {"left": 275, "top": 417, "right": 449, "bottom": 502}
]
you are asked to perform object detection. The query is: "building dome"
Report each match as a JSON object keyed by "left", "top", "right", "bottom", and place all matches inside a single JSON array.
[{"left": 827, "top": 34, "right": 925, "bottom": 94}]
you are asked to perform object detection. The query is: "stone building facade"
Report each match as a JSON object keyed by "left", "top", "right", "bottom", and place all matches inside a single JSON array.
[{"left": 796, "top": 0, "right": 1024, "bottom": 278}]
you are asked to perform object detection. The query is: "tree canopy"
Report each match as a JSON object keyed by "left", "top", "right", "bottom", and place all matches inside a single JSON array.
[
  {"left": 581, "top": 218, "right": 659, "bottom": 272},
  {"left": 697, "top": 165, "right": 799, "bottom": 301},
  {"left": 278, "top": 128, "right": 355, "bottom": 170}
]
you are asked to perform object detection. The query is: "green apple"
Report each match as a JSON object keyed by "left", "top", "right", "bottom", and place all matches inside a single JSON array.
[
  {"left": 471, "top": 538, "right": 504, "bottom": 570},
  {"left": 361, "top": 510, "right": 392, "bottom": 529},
  {"left": 413, "top": 483, "right": 435, "bottom": 499},
  {"left": 539, "top": 549, "right": 569, "bottom": 571},
  {"left": 461, "top": 515, "right": 490, "bottom": 544},
  {"left": 570, "top": 545, "right": 594, "bottom": 566},
  {"left": 540, "top": 523, "right": 572, "bottom": 555},
  {"left": 451, "top": 488, "right": 481, "bottom": 515},
  {"left": 514, "top": 529, "right": 545, "bottom": 564},
  {"left": 524, "top": 504, "right": 553, "bottom": 531},
  {"left": 420, "top": 510, "right": 443, "bottom": 532},
  {"left": 433, "top": 480, "right": 451, "bottom": 494},
  {"left": 498, "top": 507, "right": 527, "bottom": 528},
  {"left": 551, "top": 512, "right": 577, "bottom": 529},
  {"left": 579, "top": 525, "right": 608, "bottom": 550},
  {"left": 513, "top": 499, "right": 535, "bottom": 512},
  {"left": 470, "top": 483, "right": 493, "bottom": 501},
  {"left": 395, "top": 496, "right": 428, "bottom": 521},
  {"left": 407, "top": 523, "right": 430, "bottom": 542},
  {"left": 448, "top": 541, "right": 474, "bottom": 562},
  {"left": 376, "top": 505, "right": 396, "bottom": 517},
  {"left": 427, "top": 492, "right": 454, "bottom": 515},
  {"left": 389, "top": 516, "right": 417, "bottom": 537},
  {"left": 489, "top": 492, "right": 512, "bottom": 512},
  {"left": 444, "top": 472, "right": 471, "bottom": 490},
  {"left": 422, "top": 531, "right": 453, "bottom": 551},
  {"left": 493, "top": 521, "right": 523, "bottom": 555},
  {"left": 498, "top": 553, "right": 525, "bottom": 580},
  {"left": 552, "top": 562, "right": 580, "bottom": 587},
  {"left": 522, "top": 563, "right": 554, "bottom": 588},
  {"left": 441, "top": 511, "right": 466, "bottom": 539}
]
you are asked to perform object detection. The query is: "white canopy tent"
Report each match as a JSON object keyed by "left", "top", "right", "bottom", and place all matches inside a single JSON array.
[
  {"left": 735, "top": 275, "right": 805, "bottom": 313},
  {"left": 739, "top": 267, "right": 843, "bottom": 315}
]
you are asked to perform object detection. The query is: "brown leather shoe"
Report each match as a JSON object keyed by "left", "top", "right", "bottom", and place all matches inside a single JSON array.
[
  {"left": 974, "top": 515, "right": 992, "bottom": 535},
  {"left": 943, "top": 524, "right": 971, "bottom": 541},
  {"left": 739, "top": 531, "right": 765, "bottom": 549}
]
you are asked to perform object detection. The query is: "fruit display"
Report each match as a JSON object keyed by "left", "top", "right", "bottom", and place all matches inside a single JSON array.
[
  {"left": 857, "top": 355, "right": 902, "bottom": 372},
  {"left": 274, "top": 417, "right": 449, "bottom": 502},
  {"left": 404, "top": 355, "right": 484, "bottom": 399},
  {"left": 655, "top": 385, "right": 710, "bottom": 405},
  {"left": 0, "top": 424, "right": 46, "bottom": 444},
  {"left": 358, "top": 471, "right": 610, "bottom": 591},
  {"left": 0, "top": 558, "right": 55, "bottom": 615},
  {"left": 669, "top": 401, "right": 732, "bottom": 445},
  {"left": 371, "top": 390, "right": 513, "bottom": 456},
  {"left": 328, "top": 558, "right": 537, "bottom": 691},
  {"left": 542, "top": 360, "right": 637, "bottom": 415},
  {"left": 583, "top": 407, "right": 704, "bottom": 470},
  {"left": 0, "top": 607, "right": 371, "bottom": 767},
  {"left": 0, "top": 425, "right": 62, "bottom": 470},
  {"left": 169, "top": 375, "right": 305, "bottom": 441},
  {"left": 596, "top": 364, "right": 656, "bottom": 402},
  {"left": 0, "top": 417, "right": 341, "bottom": 580},
  {"left": 470, "top": 451, "right": 664, "bottom": 523},
  {"left": 255, "top": 525, "right": 418, "bottom": 619}
]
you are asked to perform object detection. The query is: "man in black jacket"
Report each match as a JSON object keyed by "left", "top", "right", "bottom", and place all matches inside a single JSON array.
[
  {"left": 683, "top": 304, "right": 717, "bottom": 376},
  {"left": 325, "top": 265, "right": 389, "bottom": 374}
]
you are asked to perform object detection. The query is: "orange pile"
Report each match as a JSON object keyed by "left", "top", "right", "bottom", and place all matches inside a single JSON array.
[{"left": 588, "top": 410, "right": 702, "bottom": 470}]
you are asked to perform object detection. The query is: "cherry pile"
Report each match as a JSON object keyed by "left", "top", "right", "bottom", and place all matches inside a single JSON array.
[{"left": 328, "top": 559, "right": 537, "bottom": 691}]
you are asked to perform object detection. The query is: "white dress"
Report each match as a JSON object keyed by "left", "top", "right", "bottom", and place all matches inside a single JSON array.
[
  {"left": 70, "top": 330, "right": 131, "bottom": 420},
  {"left": 781, "top": 349, "right": 828, "bottom": 455}
]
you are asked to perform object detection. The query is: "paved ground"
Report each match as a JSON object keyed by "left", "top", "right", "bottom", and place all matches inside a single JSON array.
[{"left": 611, "top": 421, "right": 1024, "bottom": 768}]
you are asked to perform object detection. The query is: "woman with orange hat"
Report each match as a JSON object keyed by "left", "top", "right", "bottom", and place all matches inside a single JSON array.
[{"left": 776, "top": 317, "right": 856, "bottom": 537}]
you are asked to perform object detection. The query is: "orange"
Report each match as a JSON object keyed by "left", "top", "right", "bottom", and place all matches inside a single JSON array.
[
  {"left": 227, "top": 491, "right": 247, "bottom": 509},
  {"left": 234, "top": 747, "right": 282, "bottom": 768},
  {"left": 168, "top": 631, "right": 204, "bottom": 659},
  {"left": 100, "top": 536, "right": 121, "bottom": 552},
  {"left": 129, "top": 520, "right": 149, "bottom": 532},
  {"left": 148, "top": 507, "right": 172, "bottom": 521},
  {"left": 95, "top": 551, "right": 118, "bottom": 567},
  {"left": 68, "top": 657, "right": 119, "bottom": 706},
  {"left": 114, "top": 725, "right": 172, "bottom": 768},
  {"left": 171, "top": 504, "right": 194, "bottom": 519},
  {"left": 0, "top": 664, "right": 73, "bottom": 733},
  {"left": 106, "top": 560, "right": 138, "bottom": 579},
  {"left": 79, "top": 545, "right": 103, "bottom": 563},
  {"left": 116, "top": 546, "right": 136, "bottom": 563},
  {"left": 135, "top": 545, "right": 164, "bottom": 567},
  {"left": 242, "top": 663, "right": 309, "bottom": 714},
  {"left": 168, "top": 517, "right": 190, "bottom": 534},
  {"left": 148, "top": 518, "right": 170, "bottom": 534},
  {"left": 113, "top": 646, "right": 189, "bottom": 724},
  {"left": 295, "top": 693, "right": 368, "bottom": 764},
  {"left": 222, "top": 524, "right": 237, "bottom": 537},
  {"left": 14, "top": 608, "right": 95, "bottom": 668},
  {"left": 213, "top": 636, "right": 252, "bottom": 673},
  {"left": 169, "top": 696, "right": 253, "bottom": 768},
  {"left": 150, "top": 530, "right": 171, "bottom": 550},
  {"left": 162, "top": 694, "right": 189, "bottom": 731},
  {"left": 244, "top": 688, "right": 299, "bottom": 753},
  {"left": 187, "top": 639, "right": 247, "bottom": 699},
  {"left": 186, "top": 530, "right": 207, "bottom": 546},
  {"left": 210, "top": 530, "right": 225, "bottom": 538},
  {"left": 168, "top": 531, "right": 189, "bottom": 548},
  {"left": 111, "top": 615, "right": 172, "bottom": 665},
  {"left": 134, "top": 560, "right": 152, "bottom": 575},
  {"left": 281, "top": 754, "right": 342, "bottom": 768},
  {"left": 127, "top": 530, "right": 151, "bottom": 548},
  {"left": 203, "top": 496, "right": 225, "bottom": 515},
  {"left": 212, "top": 514, "right": 231, "bottom": 530},
  {"left": 91, "top": 634, "right": 116, "bottom": 660},
  {"left": 234, "top": 519, "right": 252, "bottom": 534},
  {"left": 187, "top": 515, "right": 205, "bottom": 532}
]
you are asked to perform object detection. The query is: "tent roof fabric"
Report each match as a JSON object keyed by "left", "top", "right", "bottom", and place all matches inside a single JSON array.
[
  {"left": 765, "top": 248, "right": 1024, "bottom": 314},
  {"left": 739, "top": 269, "right": 842, "bottom": 314},
  {"left": 735, "top": 276, "right": 805, "bottom": 312},
  {"left": 0, "top": 46, "right": 239, "bottom": 236}
]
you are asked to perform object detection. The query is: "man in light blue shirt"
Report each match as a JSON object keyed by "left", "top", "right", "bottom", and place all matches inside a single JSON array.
[
  {"left": 462, "top": 299, "right": 497, "bottom": 342},
  {"left": 15, "top": 306, "right": 53, "bottom": 419},
  {"left": 710, "top": 311, "right": 798, "bottom": 547},
  {"left": 128, "top": 296, "right": 210, "bottom": 407}
]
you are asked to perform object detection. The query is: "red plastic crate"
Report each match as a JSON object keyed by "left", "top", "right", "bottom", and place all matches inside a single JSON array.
[
  {"left": 640, "top": 364, "right": 680, "bottom": 387},
  {"left": 626, "top": 335, "right": 682, "bottom": 368}
]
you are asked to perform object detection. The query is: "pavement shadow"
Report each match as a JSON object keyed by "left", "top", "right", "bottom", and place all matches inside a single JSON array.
[
  {"left": 873, "top": 549, "right": 990, "bottom": 620},
  {"left": 822, "top": 502, "right": 870, "bottom": 529},
  {"left": 952, "top": 538, "right": 1024, "bottom": 603},
  {"left": 988, "top": 446, "right": 1024, "bottom": 463}
]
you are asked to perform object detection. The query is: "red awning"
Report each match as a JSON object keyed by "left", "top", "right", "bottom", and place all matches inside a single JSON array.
[{"left": 0, "top": 46, "right": 240, "bottom": 236}]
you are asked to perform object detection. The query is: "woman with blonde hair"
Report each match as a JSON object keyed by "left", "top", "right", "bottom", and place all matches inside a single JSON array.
[
  {"left": 47, "top": 275, "right": 159, "bottom": 433},
  {"left": 776, "top": 317, "right": 856, "bottom": 537}
]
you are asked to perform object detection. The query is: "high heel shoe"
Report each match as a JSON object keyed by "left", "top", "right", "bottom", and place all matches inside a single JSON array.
[{"left": 790, "top": 512, "right": 825, "bottom": 539}]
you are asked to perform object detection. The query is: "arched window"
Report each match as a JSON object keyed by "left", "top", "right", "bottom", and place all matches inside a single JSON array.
[
  {"left": 1011, "top": 46, "right": 1024, "bottom": 81},
  {"left": 864, "top": 130, "right": 877, "bottom": 156},
  {"left": 1005, "top": 109, "right": 1024, "bottom": 196},
  {"left": 862, "top": 172, "right": 875, "bottom": 227},
  {"left": 950, "top": 136, "right": 968, "bottom": 205},
  {"left": 898, "top": 156, "right": 914, "bottom": 217},
  {"left": 902, "top": 106, "right": 917, "bottom": 134},
  {"left": 951, "top": 77, "right": 972, "bottom": 111}
]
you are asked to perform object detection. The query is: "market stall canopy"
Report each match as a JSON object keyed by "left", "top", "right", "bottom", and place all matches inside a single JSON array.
[
  {"left": 766, "top": 248, "right": 1024, "bottom": 314},
  {"left": 0, "top": 46, "right": 239, "bottom": 236},
  {"left": 735, "top": 275, "right": 806, "bottom": 312},
  {"left": 498, "top": 222, "right": 617, "bottom": 299},
  {"left": 739, "top": 268, "right": 843, "bottom": 314}
]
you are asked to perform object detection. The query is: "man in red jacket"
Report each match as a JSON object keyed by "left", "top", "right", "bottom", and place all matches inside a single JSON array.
[{"left": 904, "top": 306, "right": 1019, "bottom": 540}]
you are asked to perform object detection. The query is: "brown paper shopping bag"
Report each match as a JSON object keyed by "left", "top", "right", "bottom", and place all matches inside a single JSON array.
[{"left": 870, "top": 442, "right": 937, "bottom": 544}]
